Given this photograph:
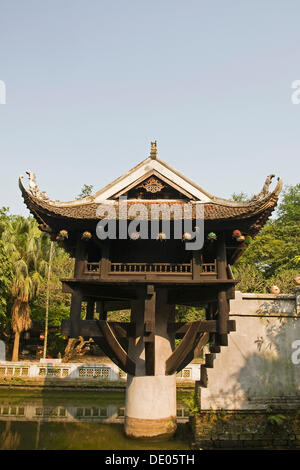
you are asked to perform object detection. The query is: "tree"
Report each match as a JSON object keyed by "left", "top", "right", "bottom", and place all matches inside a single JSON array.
[
  {"left": 30, "top": 243, "right": 74, "bottom": 357},
  {"left": 42, "top": 240, "right": 54, "bottom": 359},
  {"left": 2, "top": 217, "right": 48, "bottom": 361},
  {"left": 276, "top": 183, "right": 300, "bottom": 225},
  {"left": 234, "top": 184, "right": 300, "bottom": 291},
  {"left": 0, "top": 240, "right": 13, "bottom": 341},
  {"left": 76, "top": 184, "right": 94, "bottom": 199},
  {"left": 231, "top": 192, "right": 250, "bottom": 202}
]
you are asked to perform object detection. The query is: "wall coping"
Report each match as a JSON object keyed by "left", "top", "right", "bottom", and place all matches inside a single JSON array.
[{"left": 240, "top": 292, "right": 295, "bottom": 300}]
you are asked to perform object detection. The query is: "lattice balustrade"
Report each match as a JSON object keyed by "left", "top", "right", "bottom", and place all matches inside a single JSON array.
[
  {"left": 0, "top": 406, "right": 24, "bottom": 416},
  {"left": 176, "top": 368, "right": 192, "bottom": 378},
  {"left": 38, "top": 367, "right": 70, "bottom": 378},
  {"left": 78, "top": 367, "right": 110, "bottom": 379},
  {"left": 0, "top": 366, "right": 29, "bottom": 377}
]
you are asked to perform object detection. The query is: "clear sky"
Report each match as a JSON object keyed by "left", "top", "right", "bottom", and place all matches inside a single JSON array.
[{"left": 0, "top": 0, "right": 299, "bottom": 216}]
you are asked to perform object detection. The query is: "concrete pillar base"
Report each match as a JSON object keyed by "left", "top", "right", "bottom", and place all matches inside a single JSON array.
[
  {"left": 124, "top": 375, "right": 177, "bottom": 438},
  {"left": 125, "top": 416, "right": 177, "bottom": 439}
]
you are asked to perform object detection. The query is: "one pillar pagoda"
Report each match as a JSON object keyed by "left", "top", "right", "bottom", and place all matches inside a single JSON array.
[{"left": 19, "top": 143, "right": 282, "bottom": 438}]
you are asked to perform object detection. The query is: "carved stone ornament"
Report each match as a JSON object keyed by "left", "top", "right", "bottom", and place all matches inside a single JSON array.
[
  {"left": 25, "top": 170, "right": 50, "bottom": 201},
  {"left": 137, "top": 177, "right": 165, "bottom": 193},
  {"left": 251, "top": 174, "right": 276, "bottom": 201}
]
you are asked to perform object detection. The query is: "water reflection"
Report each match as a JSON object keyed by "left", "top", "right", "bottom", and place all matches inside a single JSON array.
[{"left": 0, "top": 391, "right": 191, "bottom": 450}]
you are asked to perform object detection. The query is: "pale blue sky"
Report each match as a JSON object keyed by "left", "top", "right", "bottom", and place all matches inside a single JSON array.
[{"left": 0, "top": 0, "right": 299, "bottom": 216}]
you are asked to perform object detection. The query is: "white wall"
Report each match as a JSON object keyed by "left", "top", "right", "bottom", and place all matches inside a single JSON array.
[{"left": 200, "top": 289, "right": 300, "bottom": 410}]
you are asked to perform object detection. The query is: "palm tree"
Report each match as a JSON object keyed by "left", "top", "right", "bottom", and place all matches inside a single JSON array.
[{"left": 2, "top": 217, "right": 47, "bottom": 361}]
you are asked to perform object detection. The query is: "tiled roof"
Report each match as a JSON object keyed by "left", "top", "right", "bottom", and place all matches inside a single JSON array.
[{"left": 19, "top": 176, "right": 281, "bottom": 232}]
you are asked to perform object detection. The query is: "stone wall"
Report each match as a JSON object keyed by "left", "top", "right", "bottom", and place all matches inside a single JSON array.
[
  {"left": 200, "top": 288, "right": 300, "bottom": 410},
  {"left": 191, "top": 410, "right": 300, "bottom": 450}
]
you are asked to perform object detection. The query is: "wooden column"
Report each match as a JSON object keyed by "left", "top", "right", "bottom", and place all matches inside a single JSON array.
[
  {"left": 74, "top": 238, "right": 87, "bottom": 278},
  {"left": 70, "top": 290, "right": 82, "bottom": 338},
  {"left": 144, "top": 285, "right": 156, "bottom": 376},
  {"left": 96, "top": 300, "right": 107, "bottom": 320},
  {"left": 217, "top": 290, "right": 229, "bottom": 346},
  {"left": 216, "top": 233, "right": 227, "bottom": 280},
  {"left": 217, "top": 233, "right": 229, "bottom": 346},
  {"left": 86, "top": 299, "right": 95, "bottom": 320},
  {"left": 100, "top": 241, "right": 110, "bottom": 278},
  {"left": 192, "top": 251, "right": 201, "bottom": 280},
  {"left": 129, "top": 291, "right": 147, "bottom": 376}
]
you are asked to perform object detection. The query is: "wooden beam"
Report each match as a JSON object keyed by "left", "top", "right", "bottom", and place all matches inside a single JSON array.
[
  {"left": 61, "top": 320, "right": 136, "bottom": 338},
  {"left": 168, "top": 283, "right": 236, "bottom": 304},
  {"left": 174, "top": 332, "right": 210, "bottom": 373},
  {"left": 165, "top": 322, "right": 209, "bottom": 375},
  {"left": 97, "top": 320, "right": 135, "bottom": 375},
  {"left": 61, "top": 281, "right": 137, "bottom": 300},
  {"left": 167, "top": 320, "right": 235, "bottom": 337}
]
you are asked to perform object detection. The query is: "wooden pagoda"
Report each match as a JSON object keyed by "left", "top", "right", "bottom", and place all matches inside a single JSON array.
[{"left": 19, "top": 142, "right": 282, "bottom": 437}]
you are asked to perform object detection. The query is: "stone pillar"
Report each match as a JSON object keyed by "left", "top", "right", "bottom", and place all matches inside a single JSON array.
[
  {"left": 295, "top": 287, "right": 300, "bottom": 315},
  {"left": 124, "top": 287, "right": 177, "bottom": 438},
  {"left": 0, "top": 340, "right": 5, "bottom": 361},
  {"left": 125, "top": 375, "right": 177, "bottom": 438}
]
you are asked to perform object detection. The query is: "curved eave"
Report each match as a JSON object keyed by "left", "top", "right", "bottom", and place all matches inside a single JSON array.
[{"left": 19, "top": 175, "right": 282, "bottom": 237}]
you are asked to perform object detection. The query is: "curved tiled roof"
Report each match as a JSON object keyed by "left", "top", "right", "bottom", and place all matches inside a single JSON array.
[{"left": 19, "top": 174, "right": 282, "bottom": 236}]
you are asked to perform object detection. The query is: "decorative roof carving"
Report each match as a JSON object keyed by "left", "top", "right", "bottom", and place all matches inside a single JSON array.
[
  {"left": 137, "top": 177, "right": 166, "bottom": 193},
  {"left": 20, "top": 170, "right": 51, "bottom": 202},
  {"left": 251, "top": 174, "right": 277, "bottom": 201}
]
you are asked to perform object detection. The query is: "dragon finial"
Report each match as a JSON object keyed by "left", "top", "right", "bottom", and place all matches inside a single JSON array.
[
  {"left": 251, "top": 174, "right": 276, "bottom": 201},
  {"left": 25, "top": 170, "right": 50, "bottom": 201},
  {"left": 150, "top": 141, "right": 158, "bottom": 159}
]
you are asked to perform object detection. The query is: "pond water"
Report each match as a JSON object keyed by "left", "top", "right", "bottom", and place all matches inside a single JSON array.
[{"left": 0, "top": 390, "right": 191, "bottom": 450}]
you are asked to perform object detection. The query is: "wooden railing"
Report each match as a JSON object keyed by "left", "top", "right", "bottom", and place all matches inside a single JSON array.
[
  {"left": 83, "top": 260, "right": 217, "bottom": 276},
  {"left": 84, "top": 262, "right": 101, "bottom": 274},
  {"left": 110, "top": 262, "right": 192, "bottom": 274},
  {"left": 200, "top": 260, "right": 217, "bottom": 274}
]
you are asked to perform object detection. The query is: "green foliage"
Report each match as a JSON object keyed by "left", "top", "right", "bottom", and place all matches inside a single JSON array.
[
  {"left": 276, "top": 183, "right": 300, "bottom": 224},
  {"left": 234, "top": 184, "right": 300, "bottom": 292},
  {"left": 181, "top": 392, "right": 200, "bottom": 416},
  {"left": 76, "top": 184, "right": 94, "bottom": 200},
  {"left": 0, "top": 208, "right": 74, "bottom": 357},
  {"left": 266, "top": 408, "right": 287, "bottom": 426},
  {"left": 232, "top": 264, "right": 266, "bottom": 293},
  {"left": 0, "top": 240, "right": 13, "bottom": 334},
  {"left": 231, "top": 192, "right": 251, "bottom": 202},
  {"left": 107, "top": 310, "right": 130, "bottom": 322},
  {"left": 175, "top": 305, "right": 205, "bottom": 322}
]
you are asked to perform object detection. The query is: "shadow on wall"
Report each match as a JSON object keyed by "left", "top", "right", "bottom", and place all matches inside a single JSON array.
[{"left": 234, "top": 315, "right": 300, "bottom": 403}]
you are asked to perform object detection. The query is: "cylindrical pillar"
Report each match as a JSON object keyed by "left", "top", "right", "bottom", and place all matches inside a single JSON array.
[
  {"left": 124, "top": 287, "right": 177, "bottom": 438},
  {"left": 125, "top": 375, "right": 177, "bottom": 438}
]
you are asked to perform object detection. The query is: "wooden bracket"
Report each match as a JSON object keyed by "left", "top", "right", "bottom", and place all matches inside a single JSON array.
[
  {"left": 165, "top": 321, "right": 210, "bottom": 375},
  {"left": 97, "top": 320, "right": 136, "bottom": 376}
]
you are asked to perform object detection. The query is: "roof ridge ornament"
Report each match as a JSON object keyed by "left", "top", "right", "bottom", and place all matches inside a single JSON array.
[
  {"left": 24, "top": 170, "right": 51, "bottom": 202},
  {"left": 150, "top": 141, "right": 157, "bottom": 159},
  {"left": 251, "top": 174, "right": 277, "bottom": 201}
]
